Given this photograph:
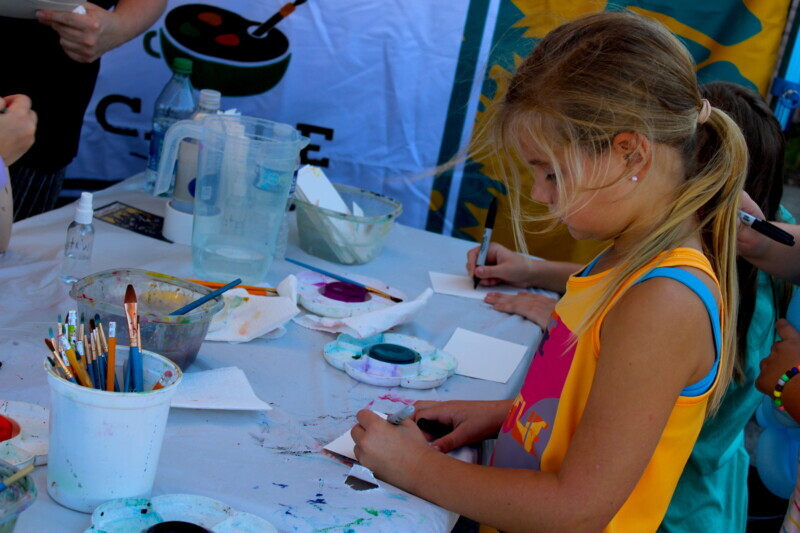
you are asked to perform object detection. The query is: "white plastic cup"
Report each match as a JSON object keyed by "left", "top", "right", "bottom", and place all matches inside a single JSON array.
[{"left": 45, "top": 349, "right": 182, "bottom": 513}]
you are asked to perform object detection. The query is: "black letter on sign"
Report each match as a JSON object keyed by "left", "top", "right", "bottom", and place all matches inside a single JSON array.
[
  {"left": 96, "top": 95, "right": 141, "bottom": 137},
  {"left": 296, "top": 123, "right": 333, "bottom": 167}
]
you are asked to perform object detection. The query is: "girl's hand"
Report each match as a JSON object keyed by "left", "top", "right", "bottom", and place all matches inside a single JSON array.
[
  {"left": 412, "top": 399, "right": 511, "bottom": 453},
  {"left": 484, "top": 292, "right": 557, "bottom": 328},
  {"left": 467, "top": 243, "right": 535, "bottom": 288},
  {"left": 737, "top": 190, "right": 770, "bottom": 261},
  {"left": 0, "top": 95, "right": 37, "bottom": 165},
  {"left": 756, "top": 319, "right": 800, "bottom": 395},
  {"left": 351, "top": 409, "right": 435, "bottom": 491}
]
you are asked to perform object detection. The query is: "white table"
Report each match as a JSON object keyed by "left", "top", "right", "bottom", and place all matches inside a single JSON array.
[{"left": 0, "top": 175, "right": 541, "bottom": 533}]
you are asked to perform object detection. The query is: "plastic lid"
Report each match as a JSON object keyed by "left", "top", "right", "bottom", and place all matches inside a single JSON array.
[
  {"left": 172, "top": 57, "right": 193, "bottom": 75},
  {"left": 74, "top": 191, "right": 93, "bottom": 224},
  {"left": 197, "top": 89, "right": 221, "bottom": 112},
  {"left": 365, "top": 343, "right": 420, "bottom": 365}
]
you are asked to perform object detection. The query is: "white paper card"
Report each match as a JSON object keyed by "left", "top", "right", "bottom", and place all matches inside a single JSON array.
[
  {"left": 296, "top": 165, "right": 350, "bottom": 214},
  {"left": 324, "top": 411, "right": 387, "bottom": 460},
  {"left": 444, "top": 328, "right": 529, "bottom": 383},
  {"left": 428, "top": 271, "right": 522, "bottom": 300},
  {"left": 171, "top": 367, "right": 272, "bottom": 411}
]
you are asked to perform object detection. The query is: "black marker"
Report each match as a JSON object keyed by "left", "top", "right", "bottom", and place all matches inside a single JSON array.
[
  {"left": 473, "top": 196, "right": 499, "bottom": 289},
  {"left": 739, "top": 210, "right": 795, "bottom": 247}
]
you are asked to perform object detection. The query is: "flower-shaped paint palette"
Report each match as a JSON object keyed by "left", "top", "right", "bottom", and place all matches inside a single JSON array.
[
  {"left": 323, "top": 333, "right": 457, "bottom": 389},
  {"left": 296, "top": 270, "right": 404, "bottom": 318}
]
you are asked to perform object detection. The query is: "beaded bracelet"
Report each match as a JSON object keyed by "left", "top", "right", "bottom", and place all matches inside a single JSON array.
[{"left": 774, "top": 365, "right": 800, "bottom": 411}]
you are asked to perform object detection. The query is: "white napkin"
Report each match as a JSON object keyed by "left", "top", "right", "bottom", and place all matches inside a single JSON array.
[
  {"left": 171, "top": 367, "right": 272, "bottom": 411},
  {"left": 294, "top": 288, "right": 433, "bottom": 338},
  {"left": 205, "top": 276, "right": 300, "bottom": 343}
]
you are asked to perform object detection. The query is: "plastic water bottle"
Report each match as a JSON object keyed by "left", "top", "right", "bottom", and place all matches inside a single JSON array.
[
  {"left": 60, "top": 192, "right": 94, "bottom": 284},
  {"left": 172, "top": 89, "right": 221, "bottom": 213},
  {"left": 144, "top": 58, "right": 196, "bottom": 195}
]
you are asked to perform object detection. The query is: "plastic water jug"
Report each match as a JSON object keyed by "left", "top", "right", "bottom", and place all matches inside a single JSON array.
[{"left": 155, "top": 115, "right": 308, "bottom": 282}]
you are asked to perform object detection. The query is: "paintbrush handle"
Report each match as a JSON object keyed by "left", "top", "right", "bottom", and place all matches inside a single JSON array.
[
  {"left": 186, "top": 279, "right": 278, "bottom": 296},
  {"left": 106, "top": 336, "right": 116, "bottom": 392},
  {"left": 284, "top": 258, "right": 403, "bottom": 303},
  {"left": 170, "top": 278, "right": 242, "bottom": 316},
  {"left": 129, "top": 346, "right": 143, "bottom": 393},
  {"left": 0, "top": 464, "right": 34, "bottom": 492}
]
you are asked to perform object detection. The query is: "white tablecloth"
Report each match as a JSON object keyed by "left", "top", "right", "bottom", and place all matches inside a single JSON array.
[{"left": 0, "top": 175, "right": 541, "bottom": 533}]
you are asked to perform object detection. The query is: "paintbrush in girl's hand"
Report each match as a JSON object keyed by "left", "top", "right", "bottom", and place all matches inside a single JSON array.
[{"left": 124, "top": 284, "right": 143, "bottom": 392}]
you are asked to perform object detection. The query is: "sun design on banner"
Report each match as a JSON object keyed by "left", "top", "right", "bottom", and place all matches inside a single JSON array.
[{"left": 449, "top": 0, "right": 789, "bottom": 261}]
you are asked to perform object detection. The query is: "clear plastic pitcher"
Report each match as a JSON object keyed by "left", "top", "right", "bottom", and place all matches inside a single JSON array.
[{"left": 156, "top": 116, "right": 308, "bottom": 283}]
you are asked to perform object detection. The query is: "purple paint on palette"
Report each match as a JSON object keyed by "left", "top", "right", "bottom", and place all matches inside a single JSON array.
[{"left": 320, "top": 282, "right": 369, "bottom": 303}]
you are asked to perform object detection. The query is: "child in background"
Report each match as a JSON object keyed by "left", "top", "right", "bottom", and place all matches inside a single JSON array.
[
  {"left": 660, "top": 82, "right": 793, "bottom": 532},
  {"left": 351, "top": 11, "right": 746, "bottom": 532},
  {"left": 0, "top": 94, "right": 36, "bottom": 255}
]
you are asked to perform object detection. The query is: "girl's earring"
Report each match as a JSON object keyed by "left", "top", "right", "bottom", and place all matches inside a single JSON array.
[{"left": 631, "top": 176, "right": 639, "bottom": 182}]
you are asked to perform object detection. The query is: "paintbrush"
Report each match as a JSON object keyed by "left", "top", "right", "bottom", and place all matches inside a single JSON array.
[
  {"left": 106, "top": 321, "right": 118, "bottom": 392},
  {"left": 284, "top": 257, "right": 403, "bottom": 303},
  {"left": 252, "top": 0, "right": 308, "bottom": 36},
  {"left": 169, "top": 278, "right": 242, "bottom": 316},
  {"left": 186, "top": 279, "right": 278, "bottom": 297},
  {"left": 151, "top": 370, "right": 173, "bottom": 391},
  {"left": 44, "top": 338, "right": 77, "bottom": 384},
  {"left": 0, "top": 464, "right": 34, "bottom": 493},
  {"left": 77, "top": 337, "right": 96, "bottom": 389},
  {"left": 93, "top": 327, "right": 107, "bottom": 391},
  {"left": 124, "top": 284, "right": 143, "bottom": 392},
  {"left": 57, "top": 334, "right": 92, "bottom": 387}
]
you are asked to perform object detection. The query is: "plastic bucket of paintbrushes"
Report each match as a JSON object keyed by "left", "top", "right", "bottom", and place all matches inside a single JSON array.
[{"left": 44, "top": 348, "right": 182, "bottom": 513}]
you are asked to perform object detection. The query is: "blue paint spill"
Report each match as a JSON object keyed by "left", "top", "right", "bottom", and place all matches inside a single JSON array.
[
  {"left": 279, "top": 503, "right": 296, "bottom": 516},
  {"left": 252, "top": 485, "right": 260, "bottom": 489},
  {"left": 272, "top": 482, "right": 288, "bottom": 488},
  {"left": 307, "top": 497, "right": 326, "bottom": 504}
]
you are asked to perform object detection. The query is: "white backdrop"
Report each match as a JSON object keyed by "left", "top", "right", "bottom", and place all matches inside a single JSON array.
[{"left": 68, "top": 0, "right": 483, "bottom": 229}]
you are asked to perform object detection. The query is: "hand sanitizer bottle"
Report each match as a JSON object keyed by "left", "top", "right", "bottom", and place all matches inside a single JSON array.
[{"left": 60, "top": 192, "right": 94, "bottom": 284}]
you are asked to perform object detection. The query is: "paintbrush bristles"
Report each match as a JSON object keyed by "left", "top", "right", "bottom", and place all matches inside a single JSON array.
[
  {"left": 124, "top": 284, "right": 137, "bottom": 304},
  {"left": 124, "top": 284, "right": 139, "bottom": 349}
]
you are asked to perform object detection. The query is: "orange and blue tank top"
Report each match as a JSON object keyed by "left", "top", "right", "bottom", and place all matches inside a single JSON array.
[{"left": 486, "top": 248, "right": 724, "bottom": 533}]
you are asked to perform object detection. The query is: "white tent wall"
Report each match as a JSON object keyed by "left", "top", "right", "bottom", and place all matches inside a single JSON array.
[{"left": 66, "top": 0, "right": 490, "bottom": 230}]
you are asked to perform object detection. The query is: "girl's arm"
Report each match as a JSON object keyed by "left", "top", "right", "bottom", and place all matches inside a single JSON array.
[{"left": 353, "top": 274, "right": 715, "bottom": 532}]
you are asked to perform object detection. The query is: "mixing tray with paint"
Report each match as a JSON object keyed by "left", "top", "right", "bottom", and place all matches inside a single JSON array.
[
  {"left": 85, "top": 494, "right": 277, "bottom": 532},
  {"left": 296, "top": 270, "right": 404, "bottom": 318},
  {"left": 324, "top": 333, "right": 457, "bottom": 388}
]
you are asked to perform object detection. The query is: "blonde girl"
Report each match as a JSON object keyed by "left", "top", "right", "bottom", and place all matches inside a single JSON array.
[{"left": 351, "top": 11, "right": 746, "bottom": 533}]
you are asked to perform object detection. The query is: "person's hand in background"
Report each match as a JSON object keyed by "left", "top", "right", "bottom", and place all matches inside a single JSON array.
[
  {"left": 0, "top": 95, "right": 37, "bottom": 165},
  {"left": 36, "top": 0, "right": 166, "bottom": 63},
  {"left": 756, "top": 319, "right": 800, "bottom": 422}
]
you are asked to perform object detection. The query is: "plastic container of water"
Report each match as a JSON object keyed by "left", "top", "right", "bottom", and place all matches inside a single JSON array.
[
  {"left": 144, "top": 58, "right": 196, "bottom": 195},
  {"left": 155, "top": 115, "right": 308, "bottom": 283}
]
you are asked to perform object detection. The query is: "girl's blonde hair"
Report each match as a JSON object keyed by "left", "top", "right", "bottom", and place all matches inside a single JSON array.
[{"left": 472, "top": 11, "right": 747, "bottom": 414}]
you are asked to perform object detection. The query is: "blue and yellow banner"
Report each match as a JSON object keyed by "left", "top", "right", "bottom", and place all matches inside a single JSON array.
[{"left": 431, "top": 0, "right": 790, "bottom": 262}]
